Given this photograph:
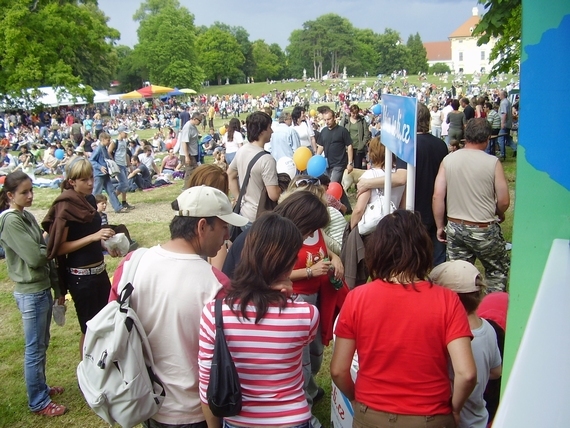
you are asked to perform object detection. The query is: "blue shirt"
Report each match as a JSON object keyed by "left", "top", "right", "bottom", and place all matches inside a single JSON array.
[{"left": 269, "top": 123, "right": 301, "bottom": 161}]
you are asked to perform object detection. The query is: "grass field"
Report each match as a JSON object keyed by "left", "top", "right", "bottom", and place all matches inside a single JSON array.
[
  {"left": 194, "top": 74, "right": 516, "bottom": 99},
  {"left": 0, "top": 103, "right": 518, "bottom": 427}
]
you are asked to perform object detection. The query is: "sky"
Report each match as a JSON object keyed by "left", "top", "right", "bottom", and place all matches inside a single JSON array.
[{"left": 97, "top": 0, "right": 484, "bottom": 49}]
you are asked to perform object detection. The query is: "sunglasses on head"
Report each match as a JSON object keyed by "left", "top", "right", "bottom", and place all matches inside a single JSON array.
[{"left": 295, "top": 177, "right": 321, "bottom": 187}]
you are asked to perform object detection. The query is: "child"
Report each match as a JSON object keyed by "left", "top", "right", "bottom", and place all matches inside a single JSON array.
[
  {"left": 95, "top": 194, "right": 138, "bottom": 251},
  {"left": 431, "top": 260, "right": 502, "bottom": 428},
  {"left": 450, "top": 139, "right": 461, "bottom": 152},
  {"left": 213, "top": 150, "right": 227, "bottom": 172}
]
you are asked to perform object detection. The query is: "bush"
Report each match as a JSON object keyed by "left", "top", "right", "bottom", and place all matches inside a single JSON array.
[{"left": 429, "top": 63, "right": 451, "bottom": 74}]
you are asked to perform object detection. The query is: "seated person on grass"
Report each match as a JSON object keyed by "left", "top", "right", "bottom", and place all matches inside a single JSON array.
[{"left": 127, "top": 156, "right": 152, "bottom": 192}]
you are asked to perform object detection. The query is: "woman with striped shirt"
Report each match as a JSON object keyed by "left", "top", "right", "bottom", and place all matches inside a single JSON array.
[{"left": 199, "top": 213, "right": 319, "bottom": 428}]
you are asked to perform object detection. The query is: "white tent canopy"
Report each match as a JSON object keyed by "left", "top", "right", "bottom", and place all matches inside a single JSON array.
[{"left": 34, "top": 86, "right": 110, "bottom": 107}]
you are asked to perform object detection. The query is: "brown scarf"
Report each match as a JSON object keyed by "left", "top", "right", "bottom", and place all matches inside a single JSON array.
[{"left": 42, "top": 189, "right": 96, "bottom": 260}]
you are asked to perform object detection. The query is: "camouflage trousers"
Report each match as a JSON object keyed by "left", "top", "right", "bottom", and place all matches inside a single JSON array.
[{"left": 445, "top": 221, "right": 510, "bottom": 292}]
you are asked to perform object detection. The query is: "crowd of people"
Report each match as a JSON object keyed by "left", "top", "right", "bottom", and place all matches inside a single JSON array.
[{"left": 0, "top": 81, "right": 514, "bottom": 427}]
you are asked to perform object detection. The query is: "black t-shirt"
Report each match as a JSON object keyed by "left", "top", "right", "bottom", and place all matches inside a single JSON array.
[
  {"left": 66, "top": 194, "right": 104, "bottom": 267},
  {"left": 318, "top": 124, "right": 352, "bottom": 168},
  {"left": 221, "top": 229, "right": 250, "bottom": 280},
  {"left": 138, "top": 164, "right": 152, "bottom": 187},
  {"left": 415, "top": 133, "right": 449, "bottom": 229},
  {"left": 463, "top": 105, "right": 475, "bottom": 121}
]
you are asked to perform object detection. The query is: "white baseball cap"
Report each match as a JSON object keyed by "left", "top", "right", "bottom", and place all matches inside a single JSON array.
[
  {"left": 174, "top": 185, "right": 248, "bottom": 227},
  {"left": 430, "top": 260, "right": 483, "bottom": 293}
]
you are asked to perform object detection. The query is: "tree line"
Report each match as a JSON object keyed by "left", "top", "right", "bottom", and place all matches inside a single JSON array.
[{"left": 0, "top": 0, "right": 519, "bottom": 108}]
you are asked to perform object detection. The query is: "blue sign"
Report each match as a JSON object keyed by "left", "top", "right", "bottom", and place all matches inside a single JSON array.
[{"left": 381, "top": 94, "right": 417, "bottom": 166}]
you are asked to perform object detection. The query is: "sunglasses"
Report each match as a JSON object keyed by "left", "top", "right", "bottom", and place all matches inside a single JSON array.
[{"left": 295, "top": 177, "right": 321, "bottom": 187}]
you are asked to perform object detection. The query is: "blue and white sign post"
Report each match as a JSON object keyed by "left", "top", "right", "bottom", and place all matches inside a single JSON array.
[{"left": 380, "top": 94, "right": 417, "bottom": 211}]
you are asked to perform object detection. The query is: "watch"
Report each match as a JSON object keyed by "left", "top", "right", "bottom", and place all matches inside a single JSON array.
[{"left": 348, "top": 162, "right": 353, "bottom": 166}]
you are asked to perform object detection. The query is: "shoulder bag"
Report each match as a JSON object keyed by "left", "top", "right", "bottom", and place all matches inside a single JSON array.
[
  {"left": 207, "top": 298, "right": 242, "bottom": 417},
  {"left": 229, "top": 150, "right": 268, "bottom": 242}
]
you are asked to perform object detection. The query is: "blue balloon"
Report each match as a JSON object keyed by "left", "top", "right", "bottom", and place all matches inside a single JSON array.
[
  {"left": 306, "top": 155, "right": 326, "bottom": 177},
  {"left": 371, "top": 103, "right": 382, "bottom": 116},
  {"left": 54, "top": 148, "right": 65, "bottom": 160}
]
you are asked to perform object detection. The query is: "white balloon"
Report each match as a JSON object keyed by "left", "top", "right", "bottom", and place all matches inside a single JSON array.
[{"left": 276, "top": 157, "right": 296, "bottom": 180}]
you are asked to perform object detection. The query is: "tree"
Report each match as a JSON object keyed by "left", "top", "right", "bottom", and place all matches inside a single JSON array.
[
  {"left": 133, "top": 0, "right": 204, "bottom": 89},
  {"left": 354, "top": 28, "right": 381, "bottom": 76},
  {"left": 115, "top": 45, "right": 147, "bottom": 93},
  {"left": 286, "top": 29, "right": 314, "bottom": 78},
  {"left": 286, "top": 14, "right": 356, "bottom": 79},
  {"left": 376, "top": 29, "right": 411, "bottom": 75},
  {"left": 197, "top": 27, "right": 245, "bottom": 85},
  {"left": 251, "top": 40, "right": 281, "bottom": 82},
  {"left": 0, "top": 0, "right": 119, "bottom": 108},
  {"left": 406, "top": 33, "right": 428, "bottom": 74},
  {"left": 268, "top": 44, "right": 287, "bottom": 79},
  {"left": 211, "top": 22, "right": 254, "bottom": 83},
  {"left": 473, "top": 0, "right": 521, "bottom": 75},
  {"left": 429, "top": 63, "right": 452, "bottom": 74}
]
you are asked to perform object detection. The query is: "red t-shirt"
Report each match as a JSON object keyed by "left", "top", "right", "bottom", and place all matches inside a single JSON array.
[
  {"left": 335, "top": 279, "right": 472, "bottom": 415},
  {"left": 292, "top": 230, "right": 329, "bottom": 296}
]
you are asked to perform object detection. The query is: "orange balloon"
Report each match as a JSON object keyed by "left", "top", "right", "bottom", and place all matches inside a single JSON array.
[
  {"left": 292, "top": 147, "right": 312, "bottom": 171},
  {"left": 327, "top": 182, "right": 343, "bottom": 200}
]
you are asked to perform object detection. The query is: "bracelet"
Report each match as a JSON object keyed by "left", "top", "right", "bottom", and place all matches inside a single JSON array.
[{"left": 306, "top": 267, "right": 313, "bottom": 279}]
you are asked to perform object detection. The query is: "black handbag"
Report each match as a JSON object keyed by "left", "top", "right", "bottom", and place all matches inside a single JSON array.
[
  {"left": 207, "top": 299, "right": 242, "bottom": 417},
  {"left": 229, "top": 151, "right": 268, "bottom": 242}
]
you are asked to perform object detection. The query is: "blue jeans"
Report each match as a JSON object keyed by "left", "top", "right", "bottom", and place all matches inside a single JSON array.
[
  {"left": 498, "top": 128, "right": 517, "bottom": 158},
  {"left": 116, "top": 164, "right": 129, "bottom": 193},
  {"left": 93, "top": 174, "right": 123, "bottom": 212},
  {"left": 14, "top": 289, "right": 53, "bottom": 412}
]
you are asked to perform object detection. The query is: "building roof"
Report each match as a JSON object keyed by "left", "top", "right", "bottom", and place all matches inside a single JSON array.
[
  {"left": 449, "top": 15, "right": 481, "bottom": 38},
  {"left": 423, "top": 41, "right": 452, "bottom": 61}
]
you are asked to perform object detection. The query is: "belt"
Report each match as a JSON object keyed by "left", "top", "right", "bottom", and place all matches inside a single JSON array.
[
  {"left": 67, "top": 262, "right": 106, "bottom": 276},
  {"left": 448, "top": 217, "right": 495, "bottom": 228}
]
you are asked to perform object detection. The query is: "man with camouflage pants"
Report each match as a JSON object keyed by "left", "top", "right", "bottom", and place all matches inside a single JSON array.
[{"left": 433, "top": 118, "right": 510, "bottom": 292}]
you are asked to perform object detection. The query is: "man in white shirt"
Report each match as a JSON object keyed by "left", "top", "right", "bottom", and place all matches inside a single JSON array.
[
  {"left": 110, "top": 186, "right": 248, "bottom": 428},
  {"left": 178, "top": 112, "right": 202, "bottom": 189},
  {"left": 269, "top": 112, "right": 301, "bottom": 161}
]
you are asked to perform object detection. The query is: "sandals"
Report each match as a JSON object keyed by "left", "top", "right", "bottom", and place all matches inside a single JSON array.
[
  {"left": 48, "top": 386, "right": 64, "bottom": 396},
  {"left": 35, "top": 402, "right": 67, "bottom": 417}
]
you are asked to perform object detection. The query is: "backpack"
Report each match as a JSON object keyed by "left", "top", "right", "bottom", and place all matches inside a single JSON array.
[{"left": 77, "top": 248, "right": 165, "bottom": 428}]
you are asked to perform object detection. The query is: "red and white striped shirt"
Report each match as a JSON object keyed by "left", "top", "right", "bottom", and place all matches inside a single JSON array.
[{"left": 199, "top": 299, "right": 319, "bottom": 426}]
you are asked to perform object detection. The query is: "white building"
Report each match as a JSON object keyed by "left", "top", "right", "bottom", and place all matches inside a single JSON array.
[
  {"left": 424, "top": 41, "right": 453, "bottom": 70},
  {"left": 449, "top": 7, "right": 498, "bottom": 74}
]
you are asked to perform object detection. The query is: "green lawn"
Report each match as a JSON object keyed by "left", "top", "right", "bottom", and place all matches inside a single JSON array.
[{"left": 195, "top": 74, "right": 516, "bottom": 98}]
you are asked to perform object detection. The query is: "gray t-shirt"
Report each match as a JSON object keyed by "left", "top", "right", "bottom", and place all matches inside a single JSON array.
[
  {"left": 499, "top": 98, "right": 512, "bottom": 129},
  {"left": 459, "top": 318, "right": 502, "bottom": 428},
  {"left": 179, "top": 121, "right": 199, "bottom": 156},
  {"left": 114, "top": 139, "right": 128, "bottom": 166}
]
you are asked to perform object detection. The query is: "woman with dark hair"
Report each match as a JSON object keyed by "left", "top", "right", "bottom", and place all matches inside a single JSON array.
[
  {"left": 223, "top": 118, "right": 244, "bottom": 165},
  {"left": 0, "top": 171, "right": 66, "bottom": 416},
  {"left": 42, "top": 158, "right": 119, "bottom": 358},
  {"left": 343, "top": 104, "right": 371, "bottom": 169},
  {"left": 447, "top": 99, "right": 467, "bottom": 145},
  {"left": 222, "top": 191, "right": 345, "bottom": 427},
  {"left": 331, "top": 210, "right": 476, "bottom": 428},
  {"left": 292, "top": 106, "right": 317, "bottom": 153},
  {"left": 199, "top": 213, "right": 318, "bottom": 428}
]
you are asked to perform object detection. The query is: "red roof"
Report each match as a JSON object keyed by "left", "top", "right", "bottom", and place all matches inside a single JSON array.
[
  {"left": 423, "top": 41, "right": 452, "bottom": 61},
  {"left": 449, "top": 16, "right": 481, "bottom": 38}
]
